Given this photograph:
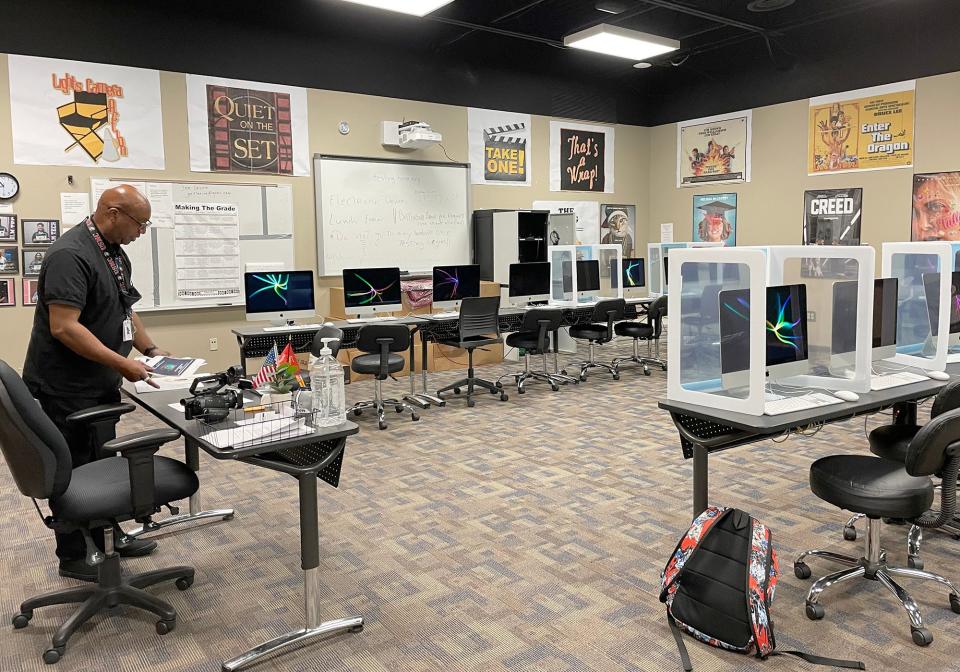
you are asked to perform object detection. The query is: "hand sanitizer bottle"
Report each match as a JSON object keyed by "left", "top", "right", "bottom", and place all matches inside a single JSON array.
[{"left": 311, "top": 337, "right": 346, "bottom": 427}]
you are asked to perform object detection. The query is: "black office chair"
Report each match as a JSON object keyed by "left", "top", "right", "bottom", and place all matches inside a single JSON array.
[
  {"left": 613, "top": 295, "right": 668, "bottom": 376},
  {"left": 793, "top": 408, "right": 960, "bottom": 646},
  {"left": 350, "top": 324, "right": 419, "bottom": 430},
  {"left": 502, "top": 308, "right": 569, "bottom": 394},
  {"left": 437, "top": 296, "right": 509, "bottom": 406},
  {"left": 0, "top": 360, "right": 197, "bottom": 664},
  {"left": 565, "top": 298, "right": 626, "bottom": 381}
]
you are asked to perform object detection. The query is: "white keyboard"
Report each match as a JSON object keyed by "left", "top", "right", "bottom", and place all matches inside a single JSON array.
[
  {"left": 346, "top": 316, "right": 398, "bottom": 324},
  {"left": 262, "top": 323, "right": 322, "bottom": 332},
  {"left": 431, "top": 311, "right": 460, "bottom": 319},
  {"left": 764, "top": 392, "right": 844, "bottom": 416},
  {"left": 870, "top": 371, "right": 929, "bottom": 391}
]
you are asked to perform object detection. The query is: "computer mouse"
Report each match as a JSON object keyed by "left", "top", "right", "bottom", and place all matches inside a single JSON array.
[
  {"left": 833, "top": 390, "right": 860, "bottom": 402},
  {"left": 927, "top": 370, "right": 950, "bottom": 381}
]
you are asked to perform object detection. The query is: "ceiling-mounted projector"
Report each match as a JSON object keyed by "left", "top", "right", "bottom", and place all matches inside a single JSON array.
[{"left": 382, "top": 120, "right": 442, "bottom": 149}]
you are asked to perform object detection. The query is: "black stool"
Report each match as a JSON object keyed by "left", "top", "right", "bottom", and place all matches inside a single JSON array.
[{"left": 350, "top": 324, "right": 420, "bottom": 430}]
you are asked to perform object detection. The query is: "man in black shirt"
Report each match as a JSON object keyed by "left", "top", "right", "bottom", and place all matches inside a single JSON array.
[{"left": 23, "top": 184, "right": 170, "bottom": 581}]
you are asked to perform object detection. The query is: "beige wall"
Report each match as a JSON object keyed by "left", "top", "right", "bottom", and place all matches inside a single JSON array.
[
  {"left": 0, "top": 53, "right": 649, "bottom": 371},
  {"left": 646, "top": 70, "right": 960, "bottom": 264}
]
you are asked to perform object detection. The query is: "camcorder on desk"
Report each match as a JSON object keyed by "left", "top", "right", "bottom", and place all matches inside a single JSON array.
[{"left": 180, "top": 366, "right": 252, "bottom": 423}]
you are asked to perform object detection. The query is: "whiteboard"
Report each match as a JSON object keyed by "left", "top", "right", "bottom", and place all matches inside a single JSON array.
[
  {"left": 315, "top": 155, "right": 471, "bottom": 275},
  {"left": 90, "top": 179, "right": 294, "bottom": 312}
]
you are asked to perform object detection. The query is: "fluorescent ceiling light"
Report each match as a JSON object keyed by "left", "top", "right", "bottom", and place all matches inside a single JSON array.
[
  {"left": 336, "top": 0, "right": 454, "bottom": 17},
  {"left": 564, "top": 24, "right": 679, "bottom": 61}
]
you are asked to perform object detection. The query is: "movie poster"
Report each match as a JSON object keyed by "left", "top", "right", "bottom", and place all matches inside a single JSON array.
[
  {"left": 912, "top": 172, "right": 960, "bottom": 241},
  {"left": 600, "top": 204, "right": 636, "bottom": 257},
  {"left": 468, "top": 108, "right": 531, "bottom": 187},
  {"left": 692, "top": 193, "right": 737, "bottom": 246},
  {"left": 532, "top": 200, "right": 600, "bottom": 244},
  {"left": 8, "top": 55, "right": 165, "bottom": 169},
  {"left": 677, "top": 110, "right": 751, "bottom": 187},
  {"left": 802, "top": 188, "right": 862, "bottom": 278},
  {"left": 549, "top": 121, "right": 614, "bottom": 193},
  {"left": 186, "top": 74, "right": 310, "bottom": 176},
  {"left": 808, "top": 81, "right": 915, "bottom": 175}
]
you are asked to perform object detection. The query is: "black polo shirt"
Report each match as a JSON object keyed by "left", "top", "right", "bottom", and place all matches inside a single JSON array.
[{"left": 23, "top": 220, "right": 137, "bottom": 397}]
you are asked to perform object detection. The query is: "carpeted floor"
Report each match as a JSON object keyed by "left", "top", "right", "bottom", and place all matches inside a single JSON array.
[{"left": 2, "top": 340, "right": 959, "bottom": 672}]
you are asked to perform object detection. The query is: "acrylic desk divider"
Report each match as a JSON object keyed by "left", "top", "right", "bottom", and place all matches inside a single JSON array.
[
  {"left": 667, "top": 247, "right": 767, "bottom": 416},
  {"left": 882, "top": 241, "right": 952, "bottom": 372},
  {"left": 549, "top": 245, "right": 577, "bottom": 306},
  {"left": 767, "top": 244, "right": 875, "bottom": 393}
]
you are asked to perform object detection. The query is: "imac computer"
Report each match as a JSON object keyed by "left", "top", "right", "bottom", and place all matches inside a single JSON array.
[
  {"left": 576, "top": 259, "right": 600, "bottom": 301},
  {"left": 922, "top": 271, "right": 960, "bottom": 348},
  {"left": 244, "top": 271, "right": 316, "bottom": 325},
  {"left": 508, "top": 262, "right": 550, "bottom": 306},
  {"left": 719, "top": 284, "right": 809, "bottom": 389},
  {"left": 432, "top": 264, "right": 480, "bottom": 311},
  {"left": 342, "top": 267, "right": 402, "bottom": 318},
  {"left": 831, "top": 278, "right": 898, "bottom": 369},
  {"left": 612, "top": 257, "right": 645, "bottom": 297}
]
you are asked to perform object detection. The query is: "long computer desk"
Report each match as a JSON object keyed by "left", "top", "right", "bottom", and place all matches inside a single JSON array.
[
  {"left": 658, "top": 367, "right": 960, "bottom": 518},
  {"left": 121, "top": 384, "right": 363, "bottom": 672}
]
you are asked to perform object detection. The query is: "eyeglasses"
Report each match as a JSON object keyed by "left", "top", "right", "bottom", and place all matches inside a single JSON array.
[{"left": 111, "top": 206, "right": 152, "bottom": 232}]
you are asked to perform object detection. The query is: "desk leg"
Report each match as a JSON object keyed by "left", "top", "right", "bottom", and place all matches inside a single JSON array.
[
  {"left": 403, "top": 329, "right": 430, "bottom": 409},
  {"left": 416, "top": 329, "right": 445, "bottom": 406},
  {"left": 123, "top": 436, "right": 235, "bottom": 540},
  {"left": 221, "top": 472, "right": 362, "bottom": 672},
  {"left": 693, "top": 444, "right": 708, "bottom": 518}
]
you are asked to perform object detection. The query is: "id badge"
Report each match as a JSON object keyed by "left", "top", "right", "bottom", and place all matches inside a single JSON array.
[{"left": 122, "top": 318, "right": 134, "bottom": 343}]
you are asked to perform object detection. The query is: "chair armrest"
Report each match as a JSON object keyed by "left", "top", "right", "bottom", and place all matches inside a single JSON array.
[
  {"left": 66, "top": 403, "right": 137, "bottom": 426},
  {"left": 103, "top": 428, "right": 182, "bottom": 519}
]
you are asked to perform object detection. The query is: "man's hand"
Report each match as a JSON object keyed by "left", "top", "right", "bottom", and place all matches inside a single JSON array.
[{"left": 118, "top": 359, "right": 159, "bottom": 388}]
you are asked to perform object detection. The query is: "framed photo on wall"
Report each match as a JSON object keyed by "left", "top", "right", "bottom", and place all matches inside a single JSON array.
[
  {"left": 22, "top": 249, "right": 46, "bottom": 276},
  {"left": 21, "top": 219, "right": 59, "bottom": 246},
  {"left": 692, "top": 193, "right": 737, "bottom": 246},
  {"left": 0, "top": 247, "right": 19, "bottom": 275},
  {"left": 0, "top": 278, "right": 15, "bottom": 307},
  {"left": 0, "top": 214, "right": 17, "bottom": 243},
  {"left": 22, "top": 278, "right": 39, "bottom": 306}
]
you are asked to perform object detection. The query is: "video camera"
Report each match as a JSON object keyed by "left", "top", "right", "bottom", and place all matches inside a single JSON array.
[{"left": 180, "top": 365, "right": 253, "bottom": 423}]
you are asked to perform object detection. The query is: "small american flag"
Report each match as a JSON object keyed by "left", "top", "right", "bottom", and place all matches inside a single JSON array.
[{"left": 252, "top": 343, "right": 279, "bottom": 388}]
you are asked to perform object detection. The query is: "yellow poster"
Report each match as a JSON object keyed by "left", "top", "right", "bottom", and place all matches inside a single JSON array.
[{"left": 808, "top": 81, "right": 915, "bottom": 175}]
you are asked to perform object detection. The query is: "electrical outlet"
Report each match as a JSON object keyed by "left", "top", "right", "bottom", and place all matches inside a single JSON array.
[
  {"left": 209, "top": 337, "right": 219, "bottom": 351},
  {"left": 807, "top": 311, "right": 816, "bottom": 322}
]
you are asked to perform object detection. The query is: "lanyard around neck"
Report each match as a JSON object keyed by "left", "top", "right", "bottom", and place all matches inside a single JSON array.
[{"left": 85, "top": 217, "right": 130, "bottom": 296}]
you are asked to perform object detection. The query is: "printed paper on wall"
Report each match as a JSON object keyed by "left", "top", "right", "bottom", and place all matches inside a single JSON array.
[
  {"left": 468, "top": 108, "right": 531, "bottom": 186},
  {"left": 533, "top": 200, "right": 601, "bottom": 244},
  {"left": 549, "top": 121, "right": 614, "bottom": 193},
  {"left": 912, "top": 172, "right": 960, "bottom": 242},
  {"left": 677, "top": 110, "right": 751, "bottom": 187}
]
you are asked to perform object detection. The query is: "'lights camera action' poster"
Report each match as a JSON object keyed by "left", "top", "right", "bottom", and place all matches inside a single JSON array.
[
  {"left": 802, "top": 188, "right": 862, "bottom": 278},
  {"left": 468, "top": 108, "right": 531, "bottom": 186},
  {"left": 692, "top": 193, "right": 737, "bottom": 246},
  {"left": 808, "top": 81, "right": 915, "bottom": 175},
  {"left": 549, "top": 121, "right": 614, "bottom": 193},
  {"left": 677, "top": 110, "right": 751, "bottom": 187},
  {"left": 912, "top": 172, "right": 960, "bottom": 241}
]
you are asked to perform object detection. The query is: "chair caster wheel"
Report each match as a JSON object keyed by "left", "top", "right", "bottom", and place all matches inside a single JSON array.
[
  {"left": 551, "top": 385, "right": 559, "bottom": 392},
  {"left": 43, "top": 646, "right": 64, "bottom": 665},
  {"left": 794, "top": 562, "right": 811, "bottom": 580},
  {"left": 496, "top": 382, "right": 503, "bottom": 389},
  {"left": 467, "top": 398, "right": 475, "bottom": 408},
  {"left": 438, "top": 401, "right": 447, "bottom": 407},
  {"left": 911, "top": 627, "right": 933, "bottom": 646},
  {"left": 805, "top": 602, "right": 825, "bottom": 621},
  {"left": 950, "top": 593, "right": 960, "bottom": 614},
  {"left": 579, "top": 375, "right": 587, "bottom": 382},
  {"left": 349, "top": 624, "right": 364, "bottom": 633},
  {"left": 908, "top": 556, "right": 924, "bottom": 571},
  {"left": 644, "top": 369, "right": 651, "bottom": 376},
  {"left": 175, "top": 576, "right": 194, "bottom": 591},
  {"left": 353, "top": 409, "right": 362, "bottom": 417},
  {"left": 12, "top": 612, "right": 32, "bottom": 628},
  {"left": 156, "top": 618, "right": 176, "bottom": 635},
  {"left": 843, "top": 526, "right": 857, "bottom": 541},
  {"left": 411, "top": 413, "right": 420, "bottom": 422},
  {"left": 223, "top": 512, "right": 235, "bottom": 521},
  {"left": 518, "top": 387, "right": 525, "bottom": 394},
  {"left": 612, "top": 374, "right": 620, "bottom": 381},
  {"left": 500, "top": 393, "right": 509, "bottom": 401},
  {"left": 662, "top": 364, "right": 668, "bottom": 371},
  {"left": 560, "top": 369, "right": 568, "bottom": 376},
  {"left": 453, "top": 388, "right": 461, "bottom": 395},
  {"left": 378, "top": 421, "right": 387, "bottom": 430}
]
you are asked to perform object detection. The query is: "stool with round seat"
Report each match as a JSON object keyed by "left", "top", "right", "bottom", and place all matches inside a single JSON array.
[
  {"left": 565, "top": 298, "right": 626, "bottom": 382},
  {"left": 350, "top": 324, "right": 420, "bottom": 430},
  {"left": 612, "top": 295, "right": 667, "bottom": 375},
  {"left": 794, "top": 409, "right": 960, "bottom": 646}
]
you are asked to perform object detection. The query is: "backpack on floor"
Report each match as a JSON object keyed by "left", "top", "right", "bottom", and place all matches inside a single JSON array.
[{"left": 659, "top": 506, "right": 865, "bottom": 671}]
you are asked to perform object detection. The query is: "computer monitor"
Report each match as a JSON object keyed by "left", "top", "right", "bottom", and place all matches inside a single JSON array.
[
  {"left": 831, "top": 278, "right": 898, "bottom": 367},
  {"left": 719, "top": 284, "right": 809, "bottom": 388},
  {"left": 508, "top": 262, "right": 550, "bottom": 305},
  {"left": 922, "top": 271, "right": 960, "bottom": 347},
  {"left": 342, "top": 267, "right": 402, "bottom": 317},
  {"left": 576, "top": 259, "right": 600, "bottom": 300},
  {"left": 611, "top": 257, "right": 645, "bottom": 296},
  {"left": 432, "top": 264, "right": 480, "bottom": 310},
  {"left": 244, "top": 271, "right": 316, "bottom": 325}
]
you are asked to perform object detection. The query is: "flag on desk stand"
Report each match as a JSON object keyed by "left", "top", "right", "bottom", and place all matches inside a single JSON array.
[
  {"left": 277, "top": 342, "right": 305, "bottom": 387},
  {"left": 252, "top": 343, "right": 279, "bottom": 388}
]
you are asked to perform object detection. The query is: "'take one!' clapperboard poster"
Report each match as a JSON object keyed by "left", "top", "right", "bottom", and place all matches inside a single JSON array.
[{"left": 468, "top": 108, "right": 532, "bottom": 187}]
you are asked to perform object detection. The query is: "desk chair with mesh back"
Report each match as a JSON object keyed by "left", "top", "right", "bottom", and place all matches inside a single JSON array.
[
  {"left": 793, "top": 408, "right": 960, "bottom": 646},
  {"left": 437, "top": 296, "right": 509, "bottom": 406},
  {"left": 613, "top": 295, "right": 668, "bottom": 376},
  {"left": 350, "top": 324, "right": 420, "bottom": 430},
  {"left": 0, "top": 360, "right": 197, "bottom": 664},
  {"left": 502, "top": 308, "right": 569, "bottom": 394},
  {"left": 565, "top": 298, "right": 625, "bottom": 381}
]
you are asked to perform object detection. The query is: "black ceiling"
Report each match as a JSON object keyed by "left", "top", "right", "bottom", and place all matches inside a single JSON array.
[{"left": 2, "top": 0, "right": 958, "bottom": 126}]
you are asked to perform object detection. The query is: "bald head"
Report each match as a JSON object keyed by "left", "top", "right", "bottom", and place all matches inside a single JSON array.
[{"left": 94, "top": 184, "right": 151, "bottom": 245}]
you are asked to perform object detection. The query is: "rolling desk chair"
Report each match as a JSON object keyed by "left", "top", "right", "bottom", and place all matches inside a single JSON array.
[
  {"left": 613, "top": 295, "right": 668, "bottom": 376},
  {"left": 350, "top": 324, "right": 420, "bottom": 430},
  {"left": 793, "top": 408, "right": 960, "bottom": 646},
  {"left": 437, "top": 296, "right": 509, "bottom": 407},
  {"left": 0, "top": 360, "right": 197, "bottom": 664},
  {"left": 502, "top": 308, "right": 568, "bottom": 394},
  {"left": 565, "top": 298, "right": 625, "bottom": 381}
]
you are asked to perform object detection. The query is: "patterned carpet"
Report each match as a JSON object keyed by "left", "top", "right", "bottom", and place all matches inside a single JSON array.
[{"left": 2, "top": 339, "right": 960, "bottom": 672}]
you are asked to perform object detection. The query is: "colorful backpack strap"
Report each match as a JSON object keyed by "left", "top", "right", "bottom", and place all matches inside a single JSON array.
[
  {"left": 746, "top": 518, "right": 776, "bottom": 658},
  {"left": 659, "top": 506, "right": 728, "bottom": 601}
]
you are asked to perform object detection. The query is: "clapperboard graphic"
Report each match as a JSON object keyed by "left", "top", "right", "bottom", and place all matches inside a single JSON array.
[{"left": 483, "top": 123, "right": 528, "bottom": 182}]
